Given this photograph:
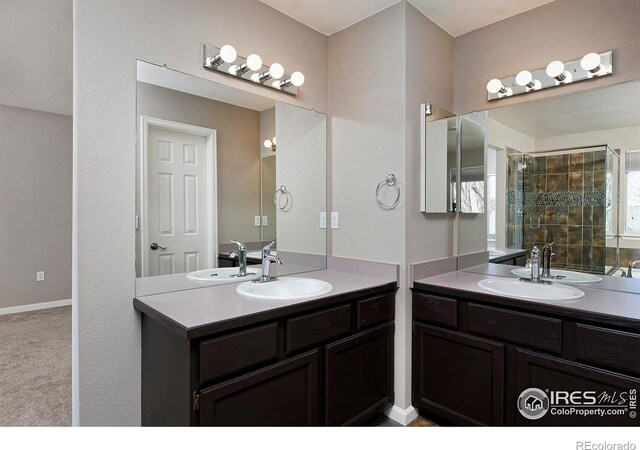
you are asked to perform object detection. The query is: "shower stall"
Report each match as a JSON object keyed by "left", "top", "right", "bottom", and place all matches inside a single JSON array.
[{"left": 506, "top": 145, "right": 619, "bottom": 275}]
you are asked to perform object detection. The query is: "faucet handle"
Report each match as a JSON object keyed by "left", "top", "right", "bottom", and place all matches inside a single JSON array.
[{"left": 231, "top": 239, "right": 246, "bottom": 251}]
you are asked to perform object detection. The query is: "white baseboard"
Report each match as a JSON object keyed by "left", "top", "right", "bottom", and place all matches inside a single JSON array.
[
  {"left": 0, "top": 298, "right": 71, "bottom": 316},
  {"left": 384, "top": 405, "right": 419, "bottom": 426}
]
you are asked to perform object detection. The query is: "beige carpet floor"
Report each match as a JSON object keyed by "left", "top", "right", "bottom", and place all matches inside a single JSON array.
[{"left": 0, "top": 306, "right": 71, "bottom": 426}]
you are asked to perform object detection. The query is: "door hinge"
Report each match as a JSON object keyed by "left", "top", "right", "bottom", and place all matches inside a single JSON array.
[{"left": 192, "top": 390, "right": 200, "bottom": 411}]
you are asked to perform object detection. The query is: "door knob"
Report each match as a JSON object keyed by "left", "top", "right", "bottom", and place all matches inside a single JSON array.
[{"left": 150, "top": 243, "right": 167, "bottom": 251}]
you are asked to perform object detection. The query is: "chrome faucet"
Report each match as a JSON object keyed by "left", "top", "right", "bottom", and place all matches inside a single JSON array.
[
  {"left": 229, "top": 240, "right": 248, "bottom": 277},
  {"left": 530, "top": 246, "right": 541, "bottom": 283},
  {"left": 541, "top": 242, "right": 555, "bottom": 278},
  {"left": 520, "top": 246, "right": 552, "bottom": 285},
  {"left": 627, "top": 260, "right": 640, "bottom": 279},
  {"left": 253, "top": 240, "right": 282, "bottom": 283},
  {"left": 611, "top": 268, "right": 629, "bottom": 278}
]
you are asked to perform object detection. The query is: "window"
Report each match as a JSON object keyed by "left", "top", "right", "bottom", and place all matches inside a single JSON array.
[{"left": 625, "top": 150, "right": 640, "bottom": 234}]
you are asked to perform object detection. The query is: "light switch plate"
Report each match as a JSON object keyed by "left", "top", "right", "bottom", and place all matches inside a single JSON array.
[
  {"left": 36, "top": 271, "right": 45, "bottom": 282},
  {"left": 320, "top": 212, "right": 327, "bottom": 229},
  {"left": 262, "top": 216, "right": 268, "bottom": 226},
  {"left": 331, "top": 212, "right": 339, "bottom": 229},
  {"left": 254, "top": 216, "right": 261, "bottom": 226}
]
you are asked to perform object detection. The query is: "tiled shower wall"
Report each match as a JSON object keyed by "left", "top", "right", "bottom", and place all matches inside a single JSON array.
[{"left": 507, "top": 150, "right": 607, "bottom": 274}]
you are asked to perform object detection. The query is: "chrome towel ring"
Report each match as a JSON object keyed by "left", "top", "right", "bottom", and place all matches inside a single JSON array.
[
  {"left": 376, "top": 174, "right": 400, "bottom": 209},
  {"left": 274, "top": 185, "right": 291, "bottom": 211}
]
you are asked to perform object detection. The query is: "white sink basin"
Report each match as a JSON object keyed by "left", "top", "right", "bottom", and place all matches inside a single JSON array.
[
  {"left": 489, "top": 250, "right": 506, "bottom": 258},
  {"left": 187, "top": 267, "right": 261, "bottom": 282},
  {"left": 511, "top": 268, "right": 602, "bottom": 284},
  {"left": 247, "top": 250, "right": 276, "bottom": 259},
  {"left": 477, "top": 278, "right": 585, "bottom": 301},
  {"left": 236, "top": 277, "right": 333, "bottom": 301}
]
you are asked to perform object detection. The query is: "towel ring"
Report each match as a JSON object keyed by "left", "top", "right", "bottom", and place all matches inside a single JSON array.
[
  {"left": 274, "top": 185, "right": 291, "bottom": 211},
  {"left": 376, "top": 174, "right": 400, "bottom": 209}
]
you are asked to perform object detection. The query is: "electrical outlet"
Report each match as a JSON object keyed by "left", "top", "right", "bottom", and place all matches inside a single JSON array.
[
  {"left": 331, "top": 212, "right": 339, "bottom": 229},
  {"left": 320, "top": 212, "right": 327, "bottom": 229},
  {"left": 36, "top": 271, "right": 45, "bottom": 282},
  {"left": 262, "top": 216, "right": 268, "bottom": 226},
  {"left": 254, "top": 216, "right": 261, "bottom": 226}
]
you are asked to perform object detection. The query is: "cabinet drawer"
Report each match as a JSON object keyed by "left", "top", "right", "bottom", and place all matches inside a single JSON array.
[
  {"left": 200, "top": 322, "right": 278, "bottom": 383},
  {"left": 467, "top": 303, "right": 562, "bottom": 354},
  {"left": 413, "top": 293, "right": 457, "bottom": 328},
  {"left": 357, "top": 293, "right": 394, "bottom": 329},
  {"left": 287, "top": 304, "right": 352, "bottom": 353},
  {"left": 576, "top": 324, "right": 640, "bottom": 375}
]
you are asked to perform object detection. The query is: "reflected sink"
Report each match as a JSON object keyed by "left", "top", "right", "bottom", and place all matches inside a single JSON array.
[
  {"left": 489, "top": 249, "right": 506, "bottom": 258},
  {"left": 477, "top": 278, "right": 585, "bottom": 301},
  {"left": 511, "top": 268, "right": 602, "bottom": 284},
  {"left": 236, "top": 277, "right": 333, "bottom": 301},
  {"left": 187, "top": 267, "right": 261, "bottom": 282},
  {"left": 247, "top": 250, "right": 276, "bottom": 259}
]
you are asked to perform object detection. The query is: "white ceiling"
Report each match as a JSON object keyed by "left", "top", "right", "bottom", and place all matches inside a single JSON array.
[
  {"left": 489, "top": 81, "right": 640, "bottom": 139},
  {"left": 259, "top": 0, "right": 556, "bottom": 36},
  {"left": 137, "top": 61, "right": 276, "bottom": 112},
  {"left": 0, "top": 0, "right": 72, "bottom": 116}
]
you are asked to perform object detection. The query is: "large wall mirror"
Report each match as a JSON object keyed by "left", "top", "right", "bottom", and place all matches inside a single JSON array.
[
  {"left": 479, "top": 80, "right": 640, "bottom": 276},
  {"left": 135, "top": 61, "right": 327, "bottom": 295}
]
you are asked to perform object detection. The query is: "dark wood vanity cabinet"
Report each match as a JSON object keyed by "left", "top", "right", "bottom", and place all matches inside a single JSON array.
[
  {"left": 139, "top": 288, "right": 396, "bottom": 426},
  {"left": 411, "top": 289, "right": 640, "bottom": 427}
]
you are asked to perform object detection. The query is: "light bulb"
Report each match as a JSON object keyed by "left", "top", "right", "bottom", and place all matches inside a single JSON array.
[
  {"left": 251, "top": 73, "right": 261, "bottom": 83},
  {"left": 272, "top": 137, "right": 277, "bottom": 145},
  {"left": 486, "top": 79, "right": 505, "bottom": 94},
  {"left": 290, "top": 71, "right": 305, "bottom": 87},
  {"left": 272, "top": 80, "right": 281, "bottom": 89},
  {"left": 264, "top": 139, "right": 273, "bottom": 149},
  {"left": 269, "top": 63, "right": 285, "bottom": 80},
  {"left": 581, "top": 52, "right": 602, "bottom": 73},
  {"left": 515, "top": 70, "right": 533, "bottom": 87},
  {"left": 246, "top": 54, "right": 263, "bottom": 71},
  {"left": 546, "top": 61, "right": 565, "bottom": 79},
  {"left": 228, "top": 65, "right": 238, "bottom": 75},
  {"left": 219, "top": 45, "right": 237, "bottom": 64}
]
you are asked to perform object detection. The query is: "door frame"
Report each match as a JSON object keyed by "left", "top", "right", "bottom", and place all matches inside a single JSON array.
[{"left": 139, "top": 116, "right": 217, "bottom": 277}]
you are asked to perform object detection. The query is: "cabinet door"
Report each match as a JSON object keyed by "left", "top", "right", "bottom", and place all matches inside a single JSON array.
[
  {"left": 325, "top": 323, "right": 394, "bottom": 426},
  {"left": 199, "top": 350, "right": 319, "bottom": 426},
  {"left": 413, "top": 323, "right": 504, "bottom": 425},
  {"left": 515, "top": 349, "right": 640, "bottom": 426}
]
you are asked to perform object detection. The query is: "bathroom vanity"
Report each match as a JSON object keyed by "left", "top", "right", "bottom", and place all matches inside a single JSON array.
[
  {"left": 134, "top": 270, "right": 397, "bottom": 426},
  {"left": 411, "top": 267, "right": 640, "bottom": 426}
]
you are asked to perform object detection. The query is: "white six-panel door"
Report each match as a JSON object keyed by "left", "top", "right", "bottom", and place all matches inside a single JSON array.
[{"left": 146, "top": 126, "right": 211, "bottom": 276}]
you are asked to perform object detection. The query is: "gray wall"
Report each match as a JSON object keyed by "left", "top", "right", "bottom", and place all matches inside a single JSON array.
[
  {"left": 0, "top": 105, "right": 72, "bottom": 308},
  {"left": 329, "top": 1, "right": 456, "bottom": 415},
  {"left": 455, "top": 0, "right": 640, "bottom": 114},
  {"left": 136, "top": 81, "right": 262, "bottom": 273},
  {"left": 74, "top": 0, "right": 328, "bottom": 426}
]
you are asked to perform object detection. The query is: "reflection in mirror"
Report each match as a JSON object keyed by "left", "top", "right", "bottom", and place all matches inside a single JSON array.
[
  {"left": 483, "top": 81, "right": 640, "bottom": 276},
  {"left": 135, "top": 61, "right": 326, "bottom": 294},
  {"left": 459, "top": 116, "right": 486, "bottom": 214},
  {"left": 420, "top": 103, "right": 456, "bottom": 213}
]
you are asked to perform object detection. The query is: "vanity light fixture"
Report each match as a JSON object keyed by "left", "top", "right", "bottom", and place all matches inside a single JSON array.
[
  {"left": 264, "top": 137, "right": 276, "bottom": 152},
  {"left": 515, "top": 70, "right": 541, "bottom": 91},
  {"left": 205, "top": 44, "right": 237, "bottom": 68},
  {"left": 229, "top": 53, "right": 262, "bottom": 76},
  {"left": 203, "top": 44, "right": 304, "bottom": 96},
  {"left": 252, "top": 63, "right": 285, "bottom": 84},
  {"left": 545, "top": 60, "right": 572, "bottom": 83},
  {"left": 487, "top": 50, "right": 613, "bottom": 101},
  {"left": 274, "top": 71, "right": 305, "bottom": 89},
  {"left": 486, "top": 79, "right": 512, "bottom": 97}
]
